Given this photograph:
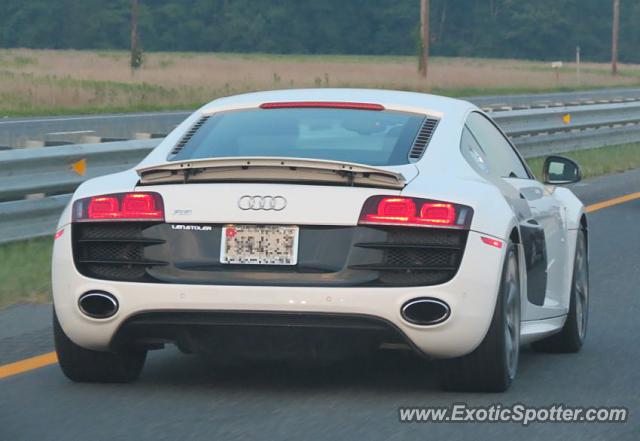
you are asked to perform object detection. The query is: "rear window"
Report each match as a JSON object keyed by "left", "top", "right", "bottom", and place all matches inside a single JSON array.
[{"left": 170, "top": 108, "right": 426, "bottom": 166}]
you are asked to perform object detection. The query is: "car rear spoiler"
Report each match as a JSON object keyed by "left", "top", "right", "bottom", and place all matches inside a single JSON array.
[{"left": 136, "top": 157, "right": 407, "bottom": 190}]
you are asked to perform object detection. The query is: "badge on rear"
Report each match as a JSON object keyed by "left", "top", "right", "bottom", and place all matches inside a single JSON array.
[{"left": 171, "top": 224, "right": 213, "bottom": 231}]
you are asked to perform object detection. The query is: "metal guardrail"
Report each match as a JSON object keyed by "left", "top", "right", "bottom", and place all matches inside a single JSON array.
[
  {"left": 0, "top": 195, "right": 71, "bottom": 243},
  {"left": 1, "top": 102, "right": 639, "bottom": 244},
  {"left": 4, "top": 87, "right": 640, "bottom": 149},
  {"left": 0, "top": 112, "right": 188, "bottom": 150},
  {"left": 515, "top": 124, "right": 640, "bottom": 157},
  {"left": 0, "top": 139, "right": 160, "bottom": 244},
  {"left": 0, "top": 139, "right": 159, "bottom": 201},
  {"left": 491, "top": 101, "right": 640, "bottom": 137},
  {"left": 467, "top": 87, "right": 640, "bottom": 110}
]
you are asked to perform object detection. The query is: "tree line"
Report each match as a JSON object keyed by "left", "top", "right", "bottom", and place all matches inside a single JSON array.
[{"left": 1, "top": 0, "right": 638, "bottom": 63}]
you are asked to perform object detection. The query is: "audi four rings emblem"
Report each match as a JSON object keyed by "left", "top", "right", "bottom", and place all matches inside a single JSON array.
[{"left": 238, "top": 195, "right": 287, "bottom": 211}]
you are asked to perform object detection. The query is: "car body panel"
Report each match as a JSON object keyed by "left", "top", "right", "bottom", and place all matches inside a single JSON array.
[{"left": 53, "top": 225, "right": 504, "bottom": 358}]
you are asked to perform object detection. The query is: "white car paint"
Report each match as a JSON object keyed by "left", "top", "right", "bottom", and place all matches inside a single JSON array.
[{"left": 52, "top": 88, "right": 586, "bottom": 359}]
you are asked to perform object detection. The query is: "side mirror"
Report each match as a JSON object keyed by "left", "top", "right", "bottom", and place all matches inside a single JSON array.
[{"left": 543, "top": 156, "right": 582, "bottom": 185}]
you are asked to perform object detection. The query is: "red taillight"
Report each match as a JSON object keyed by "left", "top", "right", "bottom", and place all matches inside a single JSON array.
[
  {"left": 259, "top": 101, "right": 385, "bottom": 111},
  {"left": 420, "top": 203, "right": 456, "bottom": 225},
  {"left": 73, "top": 192, "right": 164, "bottom": 222},
  {"left": 359, "top": 196, "right": 472, "bottom": 229},
  {"left": 363, "top": 197, "right": 416, "bottom": 223},
  {"left": 88, "top": 196, "right": 120, "bottom": 219},
  {"left": 121, "top": 193, "right": 164, "bottom": 219}
]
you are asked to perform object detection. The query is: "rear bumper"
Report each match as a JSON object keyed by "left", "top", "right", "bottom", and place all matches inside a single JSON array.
[
  {"left": 111, "top": 311, "right": 413, "bottom": 361},
  {"left": 53, "top": 227, "right": 505, "bottom": 358}
]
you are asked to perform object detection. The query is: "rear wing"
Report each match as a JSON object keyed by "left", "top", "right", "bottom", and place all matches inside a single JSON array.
[{"left": 137, "top": 157, "right": 406, "bottom": 190}]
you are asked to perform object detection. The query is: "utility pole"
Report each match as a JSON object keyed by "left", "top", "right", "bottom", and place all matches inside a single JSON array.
[
  {"left": 612, "top": 0, "right": 620, "bottom": 75},
  {"left": 130, "top": 0, "right": 141, "bottom": 70},
  {"left": 420, "top": 0, "right": 430, "bottom": 78},
  {"left": 576, "top": 46, "right": 581, "bottom": 85}
]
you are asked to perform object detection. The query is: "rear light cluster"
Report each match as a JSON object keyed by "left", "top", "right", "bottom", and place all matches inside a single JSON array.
[
  {"left": 73, "top": 192, "right": 165, "bottom": 222},
  {"left": 358, "top": 196, "right": 472, "bottom": 229}
]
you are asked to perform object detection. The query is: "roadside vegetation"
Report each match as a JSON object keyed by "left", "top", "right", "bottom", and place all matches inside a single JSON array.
[
  {"left": 1, "top": 143, "right": 638, "bottom": 309},
  {"left": 3, "top": 1, "right": 640, "bottom": 64},
  {"left": 1, "top": 49, "right": 640, "bottom": 116},
  {"left": 0, "top": 238, "right": 52, "bottom": 308},
  {"left": 526, "top": 143, "right": 640, "bottom": 180}
]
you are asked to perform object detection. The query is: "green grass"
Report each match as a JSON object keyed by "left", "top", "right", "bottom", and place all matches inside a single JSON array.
[
  {"left": 210, "top": 52, "right": 417, "bottom": 63},
  {"left": 2, "top": 49, "right": 640, "bottom": 117},
  {"left": 1, "top": 143, "right": 639, "bottom": 309},
  {"left": 0, "top": 238, "right": 52, "bottom": 308},
  {"left": 0, "top": 54, "right": 38, "bottom": 68},
  {"left": 526, "top": 143, "right": 640, "bottom": 180},
  {"left": 0, "top": 103, "right": 200, "bottom": 118},
  {"left": 1, "top": 82, "right": 634, "bottom": 118}
]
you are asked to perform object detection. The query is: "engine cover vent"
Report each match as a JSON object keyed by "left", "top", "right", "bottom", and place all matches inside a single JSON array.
[{"left": 169, "top": 115, "right": 210, "bottom": 156}]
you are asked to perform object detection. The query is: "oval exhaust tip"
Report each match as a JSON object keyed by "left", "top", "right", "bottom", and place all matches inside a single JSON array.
[
  {"left": 401, "top": 298, "right": 450, "bottom": 326},
  {"left": 78, "top": 291, "right": 118, "bottom": 319}
]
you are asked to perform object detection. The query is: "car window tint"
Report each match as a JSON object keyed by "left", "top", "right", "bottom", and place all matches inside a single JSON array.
[
  {"left": 171, "top": 108, "right": 426, "bottom": 166},
  {"left": 465, "top": 112, "right": 529, "bottom": 179},
  {"left": 460, "top": 126, "right": 490, "bottom": 175}
]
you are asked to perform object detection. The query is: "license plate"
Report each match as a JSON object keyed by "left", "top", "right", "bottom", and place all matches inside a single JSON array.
[{"left": 220, "top": 225, "right": 299, "bottom": 265}]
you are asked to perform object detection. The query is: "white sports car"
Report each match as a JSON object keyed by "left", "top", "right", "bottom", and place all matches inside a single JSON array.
[{"left": 52, "top": 89, "right": 588, "bottom": 392}]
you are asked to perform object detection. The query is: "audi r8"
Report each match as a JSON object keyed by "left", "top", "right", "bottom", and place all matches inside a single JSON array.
[{"left": 52, "top": 89, "right": 589, "bottom": 392}]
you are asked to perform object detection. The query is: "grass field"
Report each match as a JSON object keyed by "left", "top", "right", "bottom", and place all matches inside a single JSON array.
[
  {"left": 0, "top": 239, "right": 52, "bottom": 308},
  {"left": 526, "top": 143, "right": 640, "bottom": 180},
  {"left": 2, "top": 49, "right": 640, "bottom": 116},
  {"left": 1, "top": 142, "right": 639, "bottom": 309}
]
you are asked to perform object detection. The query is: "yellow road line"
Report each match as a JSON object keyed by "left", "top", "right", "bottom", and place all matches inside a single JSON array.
[
  {"left": 586, "top": 192, "right": 640, "bottom": 213},
  {"left": 0, "top": 192, "right": 639, "bottom": 380},
  {"left": 0, "top": 352, "right": 57, "bottom": 380}
]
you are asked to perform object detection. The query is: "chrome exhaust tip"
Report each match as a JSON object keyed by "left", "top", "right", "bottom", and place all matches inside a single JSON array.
[
  {"left": 78, "top": 291, "right": 119, "bottom": 319},
  {"left": 401, "top": 298, "right": 450, "bottom": 326}
]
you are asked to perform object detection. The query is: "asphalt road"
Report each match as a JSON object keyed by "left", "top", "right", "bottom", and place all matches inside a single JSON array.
[{"left": 1, "top": 171, "right": 639, "bottom": 440}]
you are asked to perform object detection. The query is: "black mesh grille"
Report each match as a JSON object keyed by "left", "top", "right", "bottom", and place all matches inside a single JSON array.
[
  {"left": 85, "top": 263, "right": 148, "bottom": 281},
  {"left": 77, "top": 224, "right": 148, "bottom": 240},
  {"left": 85, "top": 242, "right": 144, "bottom": 262},
  {"left": 387, "top": 228, "right": 464, "bottom": 247},
  {"left": 379, "top": 270, "right": 453, "bottom": 286},
  {"left": 351, "top": 227, "right": 467, "bottom": 286},
  {"left": 384, "top": 248, "right": 455, "bottom": 268},
  {"left": 409, "top": 118, "right": 439, "bottom": 161},
  {"left": 73, "top": 223, "right": 166, "bottom": 282},
  {"left": 72, "top": 223, "right": 467, "bottom": 287}
]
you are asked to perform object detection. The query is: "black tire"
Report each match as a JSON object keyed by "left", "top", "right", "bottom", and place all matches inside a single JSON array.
[
  {"left": 435, "top": 242, "right": 521, "bottom": 392},
  {"left": 531, "top": 228, "right": 588, "bottom": 353},
  {"left": 54, "top": 310, "right": 147, "bottom": 383}
]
